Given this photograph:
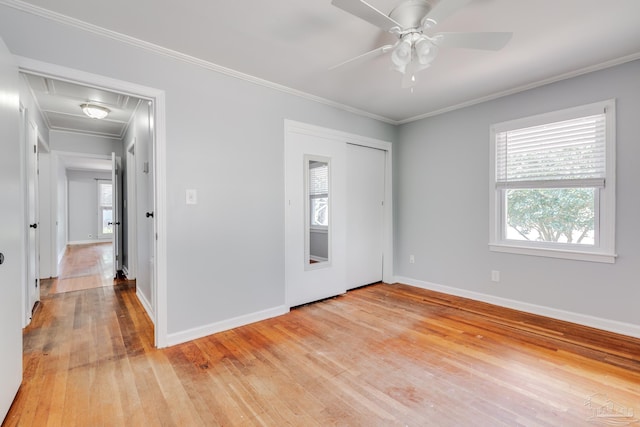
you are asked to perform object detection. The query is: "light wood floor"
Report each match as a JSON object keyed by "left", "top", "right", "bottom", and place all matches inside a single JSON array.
[
  {"left": 48, "top": 243, "right": 115, "bottom": 294},
  {"left": 4, "top": 246, "right": 640, "bottom": 426}
]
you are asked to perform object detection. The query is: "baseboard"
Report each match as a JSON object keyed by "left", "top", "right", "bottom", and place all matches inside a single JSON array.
[
  {"left": 68, "top": 239, "right": 105, "bottom": 245},
  {"left": 167, "top": 305, "right": 290, "bottom": 347},
  {"left": 394, "top": 276, "right": 640, "bottom": 339},
  {"left": 136, "top": 288, "right": 154, "bottom": 323}
]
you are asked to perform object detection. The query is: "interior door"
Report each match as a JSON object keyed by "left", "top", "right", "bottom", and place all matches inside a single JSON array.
[
  {"left": 0, "top": 35, "right": 24, "bottom": 423},
  {"left": 285, "top": 127, "right": 347, "bottom": 307},
  {"left": 346, "top": 144, "right": 386, "bottom": 289},
  {"left": 25, "top": 117, "right": 40, "bottom": 320},
  {"left": 111, "top": 153, "right": 122, "bottom": 278}
]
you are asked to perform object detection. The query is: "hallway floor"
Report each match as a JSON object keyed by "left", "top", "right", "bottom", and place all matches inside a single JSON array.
[{"left": 47, "top": 243, "right": 116, "bottom": 295}]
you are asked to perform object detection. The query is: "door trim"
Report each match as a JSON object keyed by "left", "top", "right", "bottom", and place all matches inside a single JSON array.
[
  {"left": 17, "top": 56, "right": 169, "bottom": 348},
  {"left": 284, "top": 120, "right": 394, "bottom": 291}
]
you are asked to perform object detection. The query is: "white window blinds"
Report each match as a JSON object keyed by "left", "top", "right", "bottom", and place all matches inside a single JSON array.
[
  {"left": 496, "top": 113, "right": 606, "bottom": 189},
  {"left": 309, "top": 162, "right": 328, "bottom": 196}
]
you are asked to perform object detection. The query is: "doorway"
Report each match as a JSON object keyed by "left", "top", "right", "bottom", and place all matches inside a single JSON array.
[{"left": 17, "top": 58, "right": 167, "bottom": 347}]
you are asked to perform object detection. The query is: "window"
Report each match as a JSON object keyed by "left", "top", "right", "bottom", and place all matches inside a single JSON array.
[
  {"left": 98, "top": 181, "right": 113, "bottom": 239},
  {"left": 489, "top": 100, "right": 616, "bottom": 263},
  {"left": 309, "top": 161, "right": 329, "bottom": 229}
]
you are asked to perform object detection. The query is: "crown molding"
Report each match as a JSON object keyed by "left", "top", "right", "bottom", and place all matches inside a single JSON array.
[
  {"left": 0, "top": 0, "right": 399, "bottom": 125},
  {"left": 3, "top": 0, "right": 639, "bottom": 127},
  {"left": 399, "top": 52, "right": 640, "bottom": 124}
]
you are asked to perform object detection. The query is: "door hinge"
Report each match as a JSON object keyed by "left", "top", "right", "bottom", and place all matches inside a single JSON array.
[
  {"left": 33, "top": 145, "right": 36, "bottom": 154},
  {"left": 35, "top": 278, "right": 38, "bottom": 288}
]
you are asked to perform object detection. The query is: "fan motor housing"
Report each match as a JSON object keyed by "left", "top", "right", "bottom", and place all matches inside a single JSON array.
[{"left": 389, "top": 0, "right": 433, "bottom": 29}]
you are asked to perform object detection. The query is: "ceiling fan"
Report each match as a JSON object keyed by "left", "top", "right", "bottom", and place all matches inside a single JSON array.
[{"left": 330, "top": 0, "right": 513, "bottom": 88}]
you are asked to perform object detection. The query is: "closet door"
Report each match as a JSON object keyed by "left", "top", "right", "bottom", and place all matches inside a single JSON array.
[
  {"left": 285, "top": 129, "right": 347, "bottom": 307},
  {"left": 346, "top": 144, "right": 385, "bottom": 289}
]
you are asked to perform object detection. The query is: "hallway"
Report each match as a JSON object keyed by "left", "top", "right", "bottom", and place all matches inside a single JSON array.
[{"left": 47, "top": 243, "right": 118, "bottom": 295}]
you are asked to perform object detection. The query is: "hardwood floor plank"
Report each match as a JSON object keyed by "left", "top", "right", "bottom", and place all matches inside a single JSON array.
[{"left": 5, "top": 244, "right": 640, "bottom": 426}]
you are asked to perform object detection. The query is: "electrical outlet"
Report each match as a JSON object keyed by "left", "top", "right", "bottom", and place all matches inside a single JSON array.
[
  {"left": 409, "top": 255, "right": 415, "bottom": 264},
  {"left": 491, "top": 270, "right": 500, "bottom": 282},
  {"left": 88, "top": 234, "right": 93, "bottom": 238}
]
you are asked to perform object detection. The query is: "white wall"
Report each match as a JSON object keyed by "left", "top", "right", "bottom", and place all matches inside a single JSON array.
[
  {"left": 37, "top": 151, "right": 53, "bottom": 278},
  {"left": 67, "top": 170, "right": 111, "bottom": 243},
  {"left": 50, "top": 130, "right": 122, "bottom": 157},
  {"left": 54, "top": 154, "right": 67, "bottom": 264},
  {"left": 395, "top": 59, "right": 640, "bottom": 333},
  {"left": 18, "top": 72, "right": 52, "bottom": 278},
  {"left": 0, "top": 4, "right": 397, "bottom": 338}
]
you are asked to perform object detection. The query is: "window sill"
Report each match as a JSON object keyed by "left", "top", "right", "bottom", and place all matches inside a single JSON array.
[{"left": 489, "top": 243, "right": 617, "bottom": 264}]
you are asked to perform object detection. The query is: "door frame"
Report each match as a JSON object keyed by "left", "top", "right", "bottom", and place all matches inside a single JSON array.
[
  {"left": 17, "top": 56, "right": 169, "bottom": 348},
  {"left": 284, "top": 120, "right": 394, "bottom": 305},
  {"left": 20, "top": 106, "right": 41, "bottom": 327}
]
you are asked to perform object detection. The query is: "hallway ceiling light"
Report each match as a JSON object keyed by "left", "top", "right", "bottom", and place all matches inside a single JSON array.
[{"left": 81, "top": 103, "right": 110, "bottom": 119}]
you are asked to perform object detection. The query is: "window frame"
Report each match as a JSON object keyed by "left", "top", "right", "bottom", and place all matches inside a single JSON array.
[
  {"left": 489, "top": 100, "right": 616, "bottom": 263},
  {"left": 97, "top": 179, "right": 113, "bottom": 239},
  {"left": 308, "top": 160, "right": 329, "bottom": 232}
]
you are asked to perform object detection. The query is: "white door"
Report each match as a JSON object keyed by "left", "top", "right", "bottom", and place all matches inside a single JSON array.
[
  {"left": 111, "top": 154, "right": 122, "bottom": 277},
  {"left": 0, "top": 35, "right": 24, "bottom": 422},
  {"left": 25, "top": 117, "right": 40, "bottom": 320},
  {"left": 346, "top": 144, "right": 386, "bottom": 289},
  {"left": 285, "top": 126, "right": 347, "bottom": 307}
]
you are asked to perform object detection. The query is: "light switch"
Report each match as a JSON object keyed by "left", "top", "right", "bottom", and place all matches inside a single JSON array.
[{"left": 186, "top": 189, "right": 197, "bottom": 205}]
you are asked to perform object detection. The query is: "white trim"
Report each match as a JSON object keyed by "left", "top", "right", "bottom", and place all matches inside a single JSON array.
[
  {"left": 16, "top": 57, "right": 169, "bottom": 348},
  {"left": 284, "top": 120, "right": 394, "bottom": 285},
  {"left": 167, "top": 306, "right": 289, "bottom": 347},
  {"left": 124, "top": 141, "right": 137, "bottom": 280},
  {"left": 399, "top": 52, "right": 640, "bottom": 124},
  {"left": 67, "top": 239, "right": 108, "bottom": 245},
  {"left": 136, "top": 287, "right": 154, "bottom": 321},
  {"left": 489, "top": 99, "right": 616, "bottom": 262},
  {"left": 153, "top": 91, "right": 168, "bottom": 348},
  {"left": 1, "top": 0, "right": 395, "bottom": 125},
  {"left": 4, "top": 0, "right": 640, "bottom": 125},
  {"left": 489, "top": 243, "right": 616, "bottom": 264},
  {"left": 395, "top": 276, "right": 640, "bottom": 339}
]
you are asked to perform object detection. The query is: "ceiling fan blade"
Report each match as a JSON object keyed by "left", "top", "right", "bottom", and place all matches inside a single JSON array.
[
  {"left": 331, "top": 0, "right": 402, "bottom": 32},
  {"left": 434, "top": 32, "right": 513, "bottom": 50},
  {"left": 421, "top": 0, "right": 472, "bottom": 29},
  {"left": 329, "top": 44, "right": 395, "bottom": 70}
]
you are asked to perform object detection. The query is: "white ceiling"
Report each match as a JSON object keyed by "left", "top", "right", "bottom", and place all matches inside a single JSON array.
[
  {"left": 15, "top": 0, "right": 640, "bottom": 123},
  {"left": 23, "top": 74, "right": 142, "bottom": 172},
  {"left": 60, "top": 154, "right": 112, "bottom": 172},
  {"left": 24, "top": 73, "right": 141, "bottom": 139}
]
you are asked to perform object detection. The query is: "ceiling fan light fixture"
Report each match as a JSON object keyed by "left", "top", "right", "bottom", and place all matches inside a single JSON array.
[
  {"left": 391, "top": 36, "right": 413, "bottom": 72},
  {"left": 81, "top": 103, "right": 110, "bottom": 119},
  {"left": 415, "top": 37, "right": 438, "bottom": 65}
]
